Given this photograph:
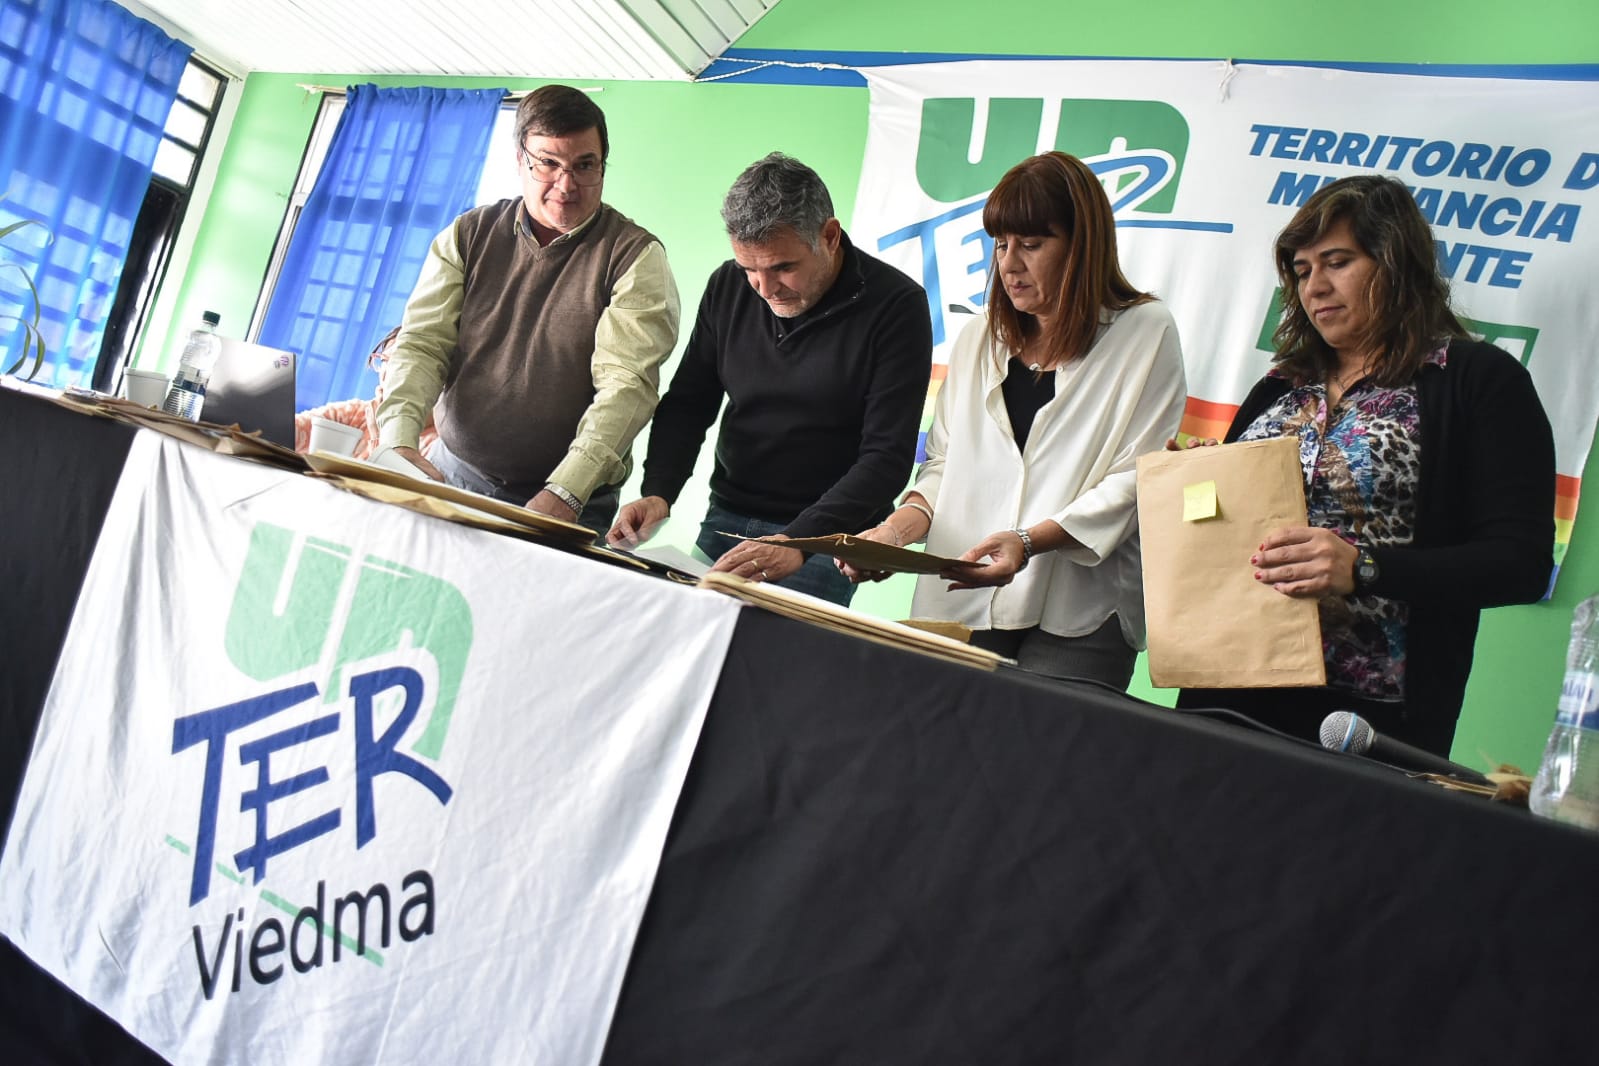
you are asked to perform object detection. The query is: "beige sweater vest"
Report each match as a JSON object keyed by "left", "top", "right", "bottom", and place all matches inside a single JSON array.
[{"left": 435, "top": 199, "right": 656, "bottom": 488}]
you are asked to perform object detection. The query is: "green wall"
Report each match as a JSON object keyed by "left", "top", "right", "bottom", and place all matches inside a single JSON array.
[
  {"left": 741, "top": 0, "right": 1598, "bottom": 62},
  {"left": 162, "top": 0, "right": 1598, "bottom": 771}
]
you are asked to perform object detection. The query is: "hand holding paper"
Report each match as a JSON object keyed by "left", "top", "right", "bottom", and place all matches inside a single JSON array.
[
  {"left": 942, "top": 530, "right": 1028, "bottom": 590},
  {"left": 1253, "top": 526, "right": 1359, "bottom": 597},
  {"left": 712, "top": 534, "right": 805, "bottom": 583},
  {"left": 837, "top": 524, "right": 903, "bottom": 583},
  {"left": 737, "top": 532, "right": 979, "bottom": 576},
  {"left": 369, "top": 444, "right": 443, "bottom": 482},
  {"left": 608, "top": 496, "right": 671, "bottom": 548}
]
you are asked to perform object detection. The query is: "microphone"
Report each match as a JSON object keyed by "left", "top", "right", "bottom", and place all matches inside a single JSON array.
[{"left": 1319, "top": 711, "right": 1491, "bottom": 786}]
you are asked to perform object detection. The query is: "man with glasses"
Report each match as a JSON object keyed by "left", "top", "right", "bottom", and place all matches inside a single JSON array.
[
  {"left": 607, "top": 153, "right": 932, "bottom": 606},
  {"left": 375, "top": 84, "right": 679, "bottom": 532}
]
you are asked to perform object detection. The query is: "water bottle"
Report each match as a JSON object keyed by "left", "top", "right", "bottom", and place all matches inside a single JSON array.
[
  {"left": 1530, "top": 592, "right": 1599, "bottom": 829},
  {"left": 161, "top": 311, "right": 222, "bottom": 421}
]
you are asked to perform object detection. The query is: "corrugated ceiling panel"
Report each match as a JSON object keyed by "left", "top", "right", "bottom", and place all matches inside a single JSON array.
[
  {"left": 613, "top": 0, "right": 711, "bottom": 72},
  {"left": 695, "top": 0, "right": 752, "bottom": 40},
  {"left": 121, "top": 0, "right": 776, "bottom": 80},
  {"left": 727, "top": 0, "right": 775, "bottom": 21}
]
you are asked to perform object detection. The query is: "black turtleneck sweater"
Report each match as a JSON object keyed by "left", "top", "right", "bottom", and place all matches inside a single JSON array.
[{"left": 640, "top": 233, "right": 932, "bottom": 538}]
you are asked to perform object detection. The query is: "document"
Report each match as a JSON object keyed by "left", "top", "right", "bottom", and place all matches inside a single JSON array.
[
  {"left": 1135, "top": 438, "right": 1326, "bottom": 689},
  {"left": 726, "top": 532, "right": 980, "bottom": 575},
  {"left": 697, "top": 572, "right": 1000, "bottom": 670},
  {"left": 302, "top": 452, "right": 596, "bottom": 542}
]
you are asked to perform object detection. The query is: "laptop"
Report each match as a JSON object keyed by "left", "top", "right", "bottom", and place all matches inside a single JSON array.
[{"left": 200, "top": 337, "right": 297, "bottom": 448}]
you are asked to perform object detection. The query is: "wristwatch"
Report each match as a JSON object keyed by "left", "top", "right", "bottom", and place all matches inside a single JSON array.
[
  {"left": 543, "top": 483, "right": 583, "bottom": 515},
  {"left": 1353, "top": 544, "right": 1380, "bottom": 591},
  {"left": 1012, "top": 527, "right": 1033, "bottom": 570}
]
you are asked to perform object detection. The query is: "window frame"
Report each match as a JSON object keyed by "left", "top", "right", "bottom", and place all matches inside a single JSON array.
[
  {"left": 250, "top": 98, "right": 522, "bottom": 339},
  {"left": 90, "top": 54, "right": 228, "bottom": 391}
]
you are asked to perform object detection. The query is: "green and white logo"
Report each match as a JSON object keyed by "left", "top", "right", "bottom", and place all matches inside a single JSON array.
[
  {"left": 914, "top": 96, "right": 1191, "bottom": 213},
  {"left": 169, "top": 523, "right": 472, "bottom": 997},
  {"left": 224, "top": 522, "right": 474, "bottom": 760}
]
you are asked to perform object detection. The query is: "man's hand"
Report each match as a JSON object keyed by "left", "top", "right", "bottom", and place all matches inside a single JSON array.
[
  {"left": 526, "top": 488, "right": 579, "bottom": 523},
  {"left": 941, "top": 530, "right": 1028, "bottom": 590},
  {"left": 393, "top": 445, "right": 445, "bottom": 482},
  {"left": 711, "top": 534, "right": 805, "bottom": 584},
  {"left": 1253, "top": 526, "right": 1359, "bottom": 598},
  {"left": 607, "top": 496, "right": 671, "bottom": 548}
]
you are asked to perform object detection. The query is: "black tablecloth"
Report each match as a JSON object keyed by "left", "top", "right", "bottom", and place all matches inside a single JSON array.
[{"left": 5, "top": 388, "right": 1598, "bottom": 1064}]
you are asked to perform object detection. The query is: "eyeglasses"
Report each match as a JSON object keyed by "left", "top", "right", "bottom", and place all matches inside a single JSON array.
[{"left": 520, "top": 150, "right": 605, "bottom": 187}]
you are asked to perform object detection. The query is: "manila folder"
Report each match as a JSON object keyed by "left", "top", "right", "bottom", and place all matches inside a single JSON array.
[{"left": 1135, "top": 437, "right": 1325, "bottom": 689}]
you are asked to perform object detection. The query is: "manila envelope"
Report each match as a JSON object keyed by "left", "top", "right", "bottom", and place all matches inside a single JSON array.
[{"left": 1135, "top": 437, "right": 1325, "bottom": 688}]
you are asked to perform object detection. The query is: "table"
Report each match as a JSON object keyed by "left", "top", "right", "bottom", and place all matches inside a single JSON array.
[{"left": 4, "top": 386, "right": 1597, "bottom": 1064}]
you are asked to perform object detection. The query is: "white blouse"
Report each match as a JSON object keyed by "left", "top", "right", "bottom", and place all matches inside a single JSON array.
[{"left": 910, "top": 302, "right": 1187, "bottom": 648}]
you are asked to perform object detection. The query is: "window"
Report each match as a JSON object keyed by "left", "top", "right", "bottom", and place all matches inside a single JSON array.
[
  {"left": 252, "top": 98, "right": 520, "bottom": 332},
  {"left": 90, "top": 57, "right": 226, "bottom": 391}
]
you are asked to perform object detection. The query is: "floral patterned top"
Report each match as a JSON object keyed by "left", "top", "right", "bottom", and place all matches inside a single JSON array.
[{"left": 1236, "top": 345, "right": 1448, "bottom": 701}]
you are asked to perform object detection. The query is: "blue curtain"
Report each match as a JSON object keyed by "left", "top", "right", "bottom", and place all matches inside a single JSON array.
[
  {"left": 0, "top": 0, "right": 190, "bottom": 386},
  {"left": 259, "top": 84, "right": 505, "bottom": 412}
]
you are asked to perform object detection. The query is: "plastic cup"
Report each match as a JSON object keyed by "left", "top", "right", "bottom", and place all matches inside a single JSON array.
[
  {"left": 120, "top": 369, "right": 171, "bottom": 407},
  {"left": 308, "top": 416, "right": 364, "bottom": 458}
]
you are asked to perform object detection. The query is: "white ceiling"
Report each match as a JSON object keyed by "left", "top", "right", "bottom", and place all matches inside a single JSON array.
[{"left": 121, "top": 0, "right": 782, "bottom": 81}]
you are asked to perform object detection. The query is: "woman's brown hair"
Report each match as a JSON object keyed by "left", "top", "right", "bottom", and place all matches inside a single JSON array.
[
  {"left": 982, "top": 151, "right": 1152, "bottom": 368},
  {"left": 1271, "top": 174, "right": 1466, "bottom": 387}
]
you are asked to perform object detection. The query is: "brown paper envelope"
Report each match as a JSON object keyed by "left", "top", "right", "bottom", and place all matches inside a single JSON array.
[
  {"left": 897, "top": 618, "right": 974, "bottom": 643},
  {"left": 697, "top": 572, "right": 1000, "bottom": 670},
  {"left": 308, "top": 473, "right": 555, "bottom": 542},
  {"left": 1135, "top": 438, "right": 1325, "bottom": 688},
  {"left": 54, "top": 391, "right": 309, "bottom": 471},
  {"left": 728, "top": 532, "right": 979, "bottom": 575},
  {"left": 303, "top": 451, "right": 595, "bottom": 542}
]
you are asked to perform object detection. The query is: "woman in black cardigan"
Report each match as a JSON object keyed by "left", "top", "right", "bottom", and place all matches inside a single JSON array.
[{"left": 1176, "top": 175, "right": 1555, "bottom": 757}]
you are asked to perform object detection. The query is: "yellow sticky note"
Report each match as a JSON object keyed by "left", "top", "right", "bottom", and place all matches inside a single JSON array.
[{"left": 1183, "top": 480, "right": 1218, "bottom": 522}]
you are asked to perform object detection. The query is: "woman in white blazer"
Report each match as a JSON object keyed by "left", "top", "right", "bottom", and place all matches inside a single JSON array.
[{"left": 843, "top": 151, "right": 1186, "bottom": 687}]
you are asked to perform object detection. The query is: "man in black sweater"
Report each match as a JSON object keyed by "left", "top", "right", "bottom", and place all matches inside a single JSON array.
[{"left": 607, "top": 153, "right": 932, "bottom": 606}]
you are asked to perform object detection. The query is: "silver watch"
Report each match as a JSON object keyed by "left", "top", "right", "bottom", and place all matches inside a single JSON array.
[
  {"left": 1012, "top": 526, "right": 1033, "bottom": 569},
  {"left": 544, "top": 483, "right": 582, "bottom": 514}
]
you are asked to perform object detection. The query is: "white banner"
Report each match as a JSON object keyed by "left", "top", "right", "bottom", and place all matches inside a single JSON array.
[
  {"left": 855, "top": 59, "right": 1599, "bottom": 571},
  {"left": 0, "top": 435, "right": 741, "bottom": 1065}
]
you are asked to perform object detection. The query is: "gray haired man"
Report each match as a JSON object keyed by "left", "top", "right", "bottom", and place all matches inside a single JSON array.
[{"left": 608, "top": 153, "right": 931, "bottom": 606}]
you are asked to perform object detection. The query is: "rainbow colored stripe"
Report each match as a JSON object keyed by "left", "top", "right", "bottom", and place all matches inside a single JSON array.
[
  {"left": 1175, "top": 395, "right": 1237, "bottom": 448},
  {"left": 1555, "top": 474, "right": 1579, "bottom": 579},
  {"left": 1175, "top": 395, "right": 1576, "bottom": 588},
  {"left": 915, "top": 364, "right": 948, "bottom": 464}
]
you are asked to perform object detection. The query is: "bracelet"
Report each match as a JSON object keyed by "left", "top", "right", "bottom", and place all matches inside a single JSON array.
[
  {"left": 902, "top": 500, "right": 934, "bottom": 525},
  {"left": 1012, "top": 526, "right": 1033, "bottom": 569},
  {"left": 544, "top": 483, "right": 583, "bottom": 514},
  {"left": 876, "top": 522, "right": 904, "bottom": 547}
]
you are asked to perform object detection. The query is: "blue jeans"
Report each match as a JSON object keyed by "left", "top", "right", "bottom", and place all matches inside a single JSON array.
[
  {"left": 696, "top": 502, "right": 856, "bottom": 607},
  {"left": 430, "top": 437, "right": 618, "bottom": 543}
]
